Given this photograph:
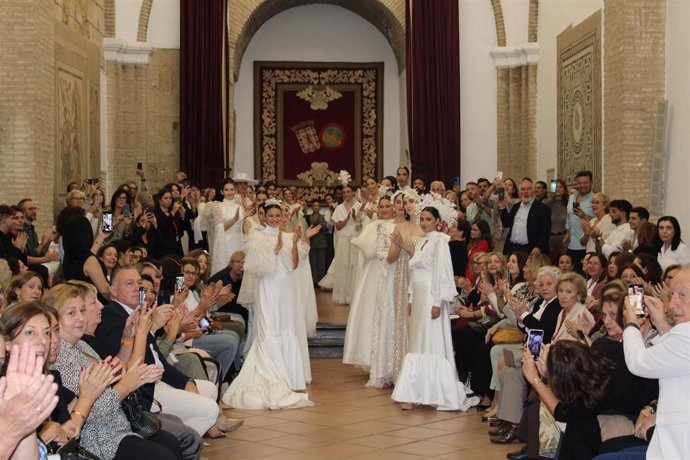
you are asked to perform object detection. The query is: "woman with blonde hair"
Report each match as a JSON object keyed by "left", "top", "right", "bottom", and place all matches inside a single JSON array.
[{"left": 44, "top": 284, "right": 181, "bottom": 460}]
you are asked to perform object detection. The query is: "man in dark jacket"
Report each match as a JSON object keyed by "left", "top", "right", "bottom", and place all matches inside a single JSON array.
[{"left": 499, "top": 179, "right": 551, "bottom": 256}]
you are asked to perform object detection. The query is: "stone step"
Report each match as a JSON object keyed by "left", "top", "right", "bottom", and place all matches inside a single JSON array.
[{"left": 308, "top": 323, "right": 345, "bottom": 358}]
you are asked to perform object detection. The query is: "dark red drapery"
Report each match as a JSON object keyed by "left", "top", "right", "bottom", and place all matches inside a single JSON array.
[
  {"left": 405, "top": 0, "right": 460, "bottom": 186},
  {"left": 180, "top": 0, "right": 228, "bottom": 188}
]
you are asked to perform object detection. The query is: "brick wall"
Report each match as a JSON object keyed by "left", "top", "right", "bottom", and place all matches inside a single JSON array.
[
  {"left": 603, "top": 0, "right": 665, "bottom": 205},
  {"left": 105, "top": 50, "right": 180, "bottom": 196}
]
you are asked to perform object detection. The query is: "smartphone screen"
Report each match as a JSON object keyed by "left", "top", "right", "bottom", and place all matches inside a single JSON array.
[
  {"left": 496, "top": 171, "right": 503, "bottom": 180},
  {"left": 573, "top": 201, "right": 580, "bottom": 210},
  {"left": 175, "top": 275, "right": 185, "bottom": 292},
  {"left": 138, "top": 287, "right": 147, "bottom": 306},
  {"left": 452, "top": 176, "right": 460, "bottom": 187},
  {"left": 102, "top": 212, "right": 113, "bottom": 233},
  {"left": 199, "top": 317, "right": 210, "bottom": 330},
  {"left": 550, "top": 179, "right": 557, "bottom": 193},
  {"left": 628, "top": 284, "right": 645, "bottom": 317},
  {"left": 527, "top": 329, "right": 544, "bottom": 360},
  {"left": 157, "top": 289, "right": 171, "bottom": 306},
  {"left": 497, "top": 188, "right": 505, "bottom": 201},
  {"left": 122, "top": 203, "right": 131, "bottom": 217}
]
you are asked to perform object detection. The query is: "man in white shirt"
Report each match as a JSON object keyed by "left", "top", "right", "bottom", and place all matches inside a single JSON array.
[
  {"left": 621, "top": 206, "right": 650, "bottom": 252},
  {"left": 600, "top": 200, "right": 636, "bottom": 258}
]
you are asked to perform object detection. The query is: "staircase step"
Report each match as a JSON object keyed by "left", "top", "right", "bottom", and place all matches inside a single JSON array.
[{"left": 308, "top": 323, "right": 345, "bottom": 358}]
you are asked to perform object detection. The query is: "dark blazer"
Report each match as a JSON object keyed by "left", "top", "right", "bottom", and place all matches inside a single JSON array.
[
  {"left": 500, "top": 199, "right": 551, "bottom": 254},
  {"left": 95, "top": 300, "right": 190, "bottom": 409},
  {"left": 520, "top": 297, "right": 562, "bottom": 344}
]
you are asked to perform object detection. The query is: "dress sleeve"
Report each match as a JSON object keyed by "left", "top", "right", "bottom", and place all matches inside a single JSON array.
[
  {"left": 244, "top": 230, "right": 278, "bottom": 276},
  {"left": 431, "top": 237, "right": 458, "bottom": 305}
]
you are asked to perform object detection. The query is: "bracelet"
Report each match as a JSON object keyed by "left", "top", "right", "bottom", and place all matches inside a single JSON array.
[
  {"left": 625, "top": 322, "right": 640, "bottom": 330},
  {"left": 121, "top": 338, "right": 134, "bottom": 347},
  {"left": 71, "top": 410, "right": 86, "bottom": 422},
  {"left": 531, "top": 376, "right": 542, "bottom": 386}
]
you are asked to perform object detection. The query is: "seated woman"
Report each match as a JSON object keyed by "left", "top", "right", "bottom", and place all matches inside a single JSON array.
[
  {"left": 465, "top": 220, "right": 493, "bottom": 283},
  {"left": 485, "top": 258, "right": 554, "bottom": 419},
  {"left": 558, "top": 253, "right": 575, "bottom": 273},
  {"left": 42, "top": 285, "right": 183, "bottom": 460},
  {"left": 522, "top": 301, "right": 659, "bottom": 460},
  {"left": 7, "top": 271, "right": 43, "bottom": 305},
  {"left": 454, "top": 252, "right": 527, "bottom": 408},
  {"left": 491, "top": 272, "right": 594, "bottom": 445},
  {"left": 97, "top": 243, "right": 120, "bottom": 281}
]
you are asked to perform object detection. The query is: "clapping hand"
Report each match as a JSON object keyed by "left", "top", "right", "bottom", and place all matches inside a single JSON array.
[
  {"left": 0, "top": 344, "right": 59, "bottom": 443},
  {"left": 390, "top": 230, "right": 403, "bottom": 248},
  {"left": 12, "top": 232, "right": 28, "bottom": 251},
  {"left": 305, "top": 225, "right": 321, "bottom": 240}
]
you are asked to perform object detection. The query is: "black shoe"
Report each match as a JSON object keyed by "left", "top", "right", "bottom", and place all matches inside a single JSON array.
[{"left": 506, "top": 445, "right": 528, "bottom": 460}]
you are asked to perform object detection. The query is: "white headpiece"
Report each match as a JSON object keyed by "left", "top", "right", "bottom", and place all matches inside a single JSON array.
[
  {"left": 231, "top": 172, "right": 258, "bottom": 185},
  {"left": 419, "top": 192, "right": 458, "bottom": 227},
  {"left": 264, "top": 197, "right": 282, "bottom": 207},
  {"left": 338, "top": 170, "right": 351, "bottom": 187}
]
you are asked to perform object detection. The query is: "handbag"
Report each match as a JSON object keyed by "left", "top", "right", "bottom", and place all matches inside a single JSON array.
[
  {"left": 46, "top": 437, "right": 100, "bottom": 460},
  {"left": 121, "top": 388, "right": 162, "bottom": 439},
  {"left": 492, "top": 327, "right": 525, "bottom": 344}
]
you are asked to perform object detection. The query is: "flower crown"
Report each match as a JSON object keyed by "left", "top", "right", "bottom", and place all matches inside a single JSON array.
[
  {"left": 338, "top": 170, "right": 352, "bottom": 187},
  {"left": 264, "top": 198, "right": 282, "bottom": 207},
  {"left": 419, "top": 192, "right": 458, "bottom": 227}
]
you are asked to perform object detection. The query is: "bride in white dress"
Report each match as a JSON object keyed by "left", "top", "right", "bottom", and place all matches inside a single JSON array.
[
  {"left": 222, "top": 200, "right": 320, "bottom": 410},
  {"left": 392, "top": 206, "right": 479, "bottom": 411},
  {"left": 342, "top": 196, "right": 395, "bottom": 368},
  {"left": 318, "top": 185, "right": 362, "bottom": 304},
  {"left": 211, "top": 180, "right": 245, "bottom": 276}
]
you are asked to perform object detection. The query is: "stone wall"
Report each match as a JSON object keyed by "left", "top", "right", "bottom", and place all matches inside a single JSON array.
[{"left": 603, "top": 0, "right": 666, "bottom": 205}]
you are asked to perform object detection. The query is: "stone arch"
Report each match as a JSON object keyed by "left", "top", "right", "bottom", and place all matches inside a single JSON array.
[
  {"left": 137, "top": 0, "right": 155, "bottom": 42},
  {"left": 230, "top": 0, "right": 405, "bottom": 80}
]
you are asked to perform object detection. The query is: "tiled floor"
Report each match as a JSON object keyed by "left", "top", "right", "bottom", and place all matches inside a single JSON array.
[{"left": 207, "top": 359, "right": 518, "bottom": 459}]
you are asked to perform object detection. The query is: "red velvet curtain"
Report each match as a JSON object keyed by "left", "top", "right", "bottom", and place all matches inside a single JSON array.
[
  {"left": 180, "top": 0, "right": 228, "bottom": 188},
  {"left": 405, "top": 0, "right": 460, "bottom": 186}
]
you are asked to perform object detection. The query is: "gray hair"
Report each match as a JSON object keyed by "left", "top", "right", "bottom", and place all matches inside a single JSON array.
[
  {"left": 65, "top": 189, "right": 86, "bottom": 205},
  {"left": 537, "top": 266, "right": 562, "bottom": 283}
]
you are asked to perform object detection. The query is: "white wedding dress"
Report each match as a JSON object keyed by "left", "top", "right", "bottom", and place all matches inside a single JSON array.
[
  {"left": 211, "top": 199, "right": 244, "bottom": 276},
  {"left": 318, "top": 200, "right": 361, "bottom": 304},
  {"left": 222, "top": 226, "right": 312, "bottom": 409},
  {"left": 342, "top": 218, "right": 393, "bottom": 368},
  {"left": 366, "top": 220, "right": 398, "bottom": 387},
  {"left": 391, "top": 231, "right": 479, "bottom": 411}
]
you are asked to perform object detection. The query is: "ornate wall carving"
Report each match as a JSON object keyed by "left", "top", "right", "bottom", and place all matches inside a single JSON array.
[{"left": 557, "top": 10, "right": 601, "bottom": 189}]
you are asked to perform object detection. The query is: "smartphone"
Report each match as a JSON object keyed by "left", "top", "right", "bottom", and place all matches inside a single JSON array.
[
  {"left": 138, "top": 287, "right": 147, "bottom": 306},
  {"left": 157, "top": 289, "right": 171, "bottom": 306},
  {"left": 573, "top": 201, "right": 580, "bottom": 211},
  {"left": 496, "top": 171, "right": 503, "bottom": 180},
  {"left": 527, "top": 329, "right": 544, "bottom": 360},
  {"left": 628, "top": 284, "right": 645, "bottom": 317},
  {"left": 102, "top": 212, "right": 113, "bottom": 233},
  {"left": 137, "top": 162, "right": 143, "bottom": 170},
  {"left": 199, "top": 317, "right": 210, "bottom": 330},
  {"left": 550, "top": 179, "right": 557, "bottom": 193},
  {"left": 452, "top": 177, "right": 460, "bottom": 187},
  {"left": 181, "top": 179, "right": 192, "bottom": 188},
  {"left": 497, "top": 188, "right": 505, "bottom": 201},
  {"left": 175, "top": 275, "right": 185, "bottom": 293},
  {"left": 122, "top": 203, "right": 131, "bottom": 217}
]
